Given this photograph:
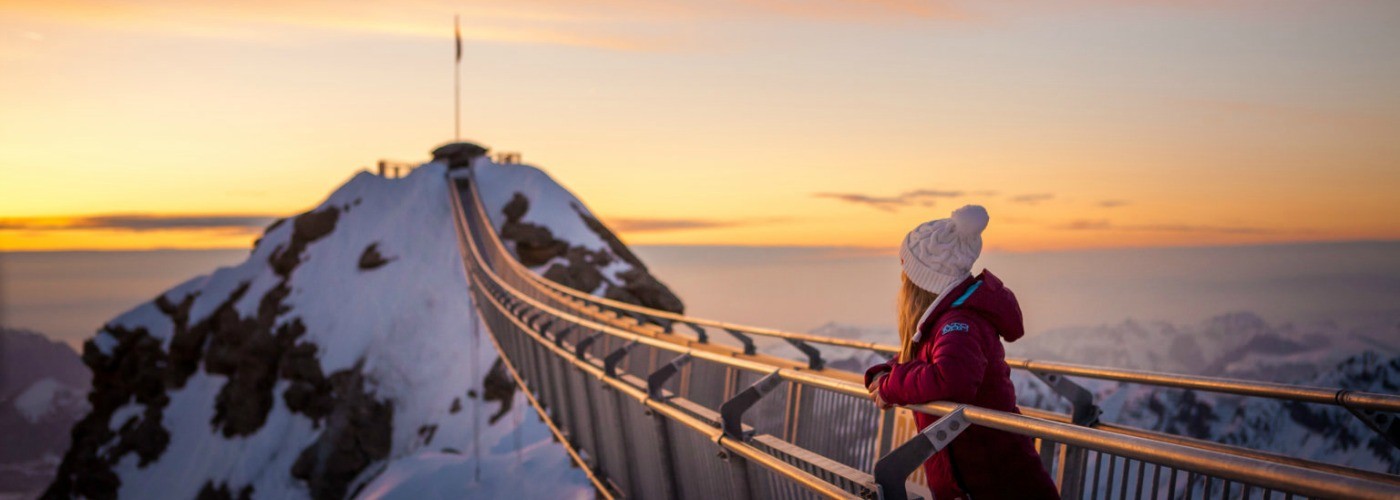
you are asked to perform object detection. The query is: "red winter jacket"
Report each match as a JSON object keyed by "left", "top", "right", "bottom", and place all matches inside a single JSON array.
[{"left": 865, "top": 270, "right": 1059, "bottom": 500}]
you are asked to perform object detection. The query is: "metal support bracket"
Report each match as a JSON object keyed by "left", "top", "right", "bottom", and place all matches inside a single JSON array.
[
  {"left": 784, "top": 338, "right": 825, "bottom": 370},
  {"left": 684, "top": 323, "right": 709, "bottom": 344},
  {"left": 603, "top": 340, "right": 639, "bottom": 378},
  {"left": 647, "top": 353, "right": 693, "bottom": 399},
  {"left": 575, "top": 331, "right": 604, "bottom": 360},
  {"left": 720, "top": 370, "right": 783, "bottom": 440},
  {"left": 1339, "top": 391, "right": 1400, "bottom": 450},
  {"left": 553, "top": 325, "right": 574, "bottom": 348},
  {"left": 724, "top": 328, "right": 757, "bottom": 355},
  {"left": 1032, "top": 369, "right": 1101, "bottom": 426},
  {"left": 535, "top": 319, "right": 554, "bottom": 340},
  {"left": 874, "top": 405, "right": 970, "bottom": 500}
]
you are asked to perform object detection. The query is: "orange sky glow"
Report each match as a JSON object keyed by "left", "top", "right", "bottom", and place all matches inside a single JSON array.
[{"left": 2, "top": 0, "right": 1398, "bottom": 252}]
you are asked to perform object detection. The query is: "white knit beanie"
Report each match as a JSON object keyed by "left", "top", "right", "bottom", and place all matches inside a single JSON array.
[{"left": 901, "top": 205, "right": 990, "bottom": 340}]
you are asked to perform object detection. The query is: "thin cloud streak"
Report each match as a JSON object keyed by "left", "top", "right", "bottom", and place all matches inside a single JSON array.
[
  {"left": 814, "top": 189, "right": 966, "bottom": 212},
  {"left": 1098, "top": 200, "right": 1131, "bottom": 208},
  {"left": 1058, "top": 219, "right": 1278, "bottom": 235},
  {"left": 0, "top": 214, "right": 277, "bottom": 232},
  {"left": 1010, "top": 193, "right": 1055, "bottom": 205},
  {"left": 607, "top": 216, "right": 790, "bottom": 233}
]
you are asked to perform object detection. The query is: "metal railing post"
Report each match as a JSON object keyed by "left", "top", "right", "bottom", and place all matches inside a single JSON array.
[
  {"left": 642, "top": 355, "right": 691, "bottom": 498},
  {"left": 1341, "top": 394, "right": 1400, "bottom": 450},
  {"left": 603, "top": 340, "right": 639, "bottom": 378},
  {"left": 684, "top": 322, "right": 709, "bottom": 343},
  {"left": 723, "top": 328, "right": 757, "bottom": 355},
  {"left": 874, "top": 408, "right": 899, "bottom": 463},
  {"left": 784, "top": 338, "right": 825, "bottom": 370},
  {"left": 873, "top": 405, "right": 970, "bottom": 500},
  {"left": 647, "top": 353, "right": 692, "bottom": 399},
  {"left": 721, "top": 371, "right": 783, "bottom": 440},
  {"left": 1032, "top": 370, "right": 1100, "bottom": 498}
]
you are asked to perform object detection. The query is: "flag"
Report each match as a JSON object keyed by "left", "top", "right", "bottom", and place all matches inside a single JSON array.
[{"left": 454, "top": 15, "right": 462, "bottom": 63}]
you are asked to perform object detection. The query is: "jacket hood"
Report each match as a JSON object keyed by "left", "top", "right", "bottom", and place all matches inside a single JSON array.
[{"left": 918, "top": 269, "right": 1026, "bottom": 342}]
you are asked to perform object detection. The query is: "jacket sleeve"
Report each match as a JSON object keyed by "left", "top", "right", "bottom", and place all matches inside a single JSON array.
[
  {"left": 877, "top": 316, "right": 988, "bottom": 405},
  {"left": 863, "top": 358, "right": 896, "bottom": 388}
]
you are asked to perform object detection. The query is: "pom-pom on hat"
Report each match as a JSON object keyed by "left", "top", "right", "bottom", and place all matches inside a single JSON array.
[{"left": 900, "top": 204, "right": 989, "bottom": 297}]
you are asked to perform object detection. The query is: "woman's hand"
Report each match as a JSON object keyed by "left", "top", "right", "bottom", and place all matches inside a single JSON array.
[
  {"left": 868, "top": 372, "right": 893, "bottom": 410},
  {"left": 866, "top": 371, "right": 886, "bottom": 392}
]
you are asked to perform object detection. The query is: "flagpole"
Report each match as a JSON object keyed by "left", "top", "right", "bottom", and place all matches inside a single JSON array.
[{"left": 454, "top": 14, "right": 461, "bottom": 142}]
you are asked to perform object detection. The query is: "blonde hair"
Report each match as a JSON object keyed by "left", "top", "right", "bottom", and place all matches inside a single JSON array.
[{"left": 896, "top": 272, "right": 939, "bottom": 362}]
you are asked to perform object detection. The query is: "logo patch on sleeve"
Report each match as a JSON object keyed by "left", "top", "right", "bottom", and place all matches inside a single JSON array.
[{"left": 940, "top": 322, "right": 970, "bottom": 335}]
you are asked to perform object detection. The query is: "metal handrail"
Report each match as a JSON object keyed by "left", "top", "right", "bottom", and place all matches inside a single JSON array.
[
  {"left": 462, "top": 172, "right": 1400, "bottom": 415},
  {"left": 1008, "top": 358, "right": 1400, "bottom": 413},
  {"left": 451, "top": 175, "right": 1400, "bottom": 499}
]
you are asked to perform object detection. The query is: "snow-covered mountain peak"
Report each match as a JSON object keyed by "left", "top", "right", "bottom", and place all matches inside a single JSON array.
[{"left": 46, "top": 155, "right": 601, "bottom": 499}]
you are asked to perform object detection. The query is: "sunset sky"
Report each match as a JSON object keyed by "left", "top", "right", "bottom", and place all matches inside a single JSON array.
[{"left": 2, "top": 0, "right": 1398, "bottom": 252}]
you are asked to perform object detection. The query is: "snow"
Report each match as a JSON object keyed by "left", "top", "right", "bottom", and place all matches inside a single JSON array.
[
  {"left": 106, "top": 401, "right": 141, "bottom": 431},
  {"left": 82, "top": 161, "right": 593, "bottom": 498},
  {"left": 357, "top": 392, "right": 594, "bottom": 500},
  {"left": 14, "top": 379, "right": 72, "bottom": 423},
  {"left": 90, "top": 331, "right": 119, "bottom": 356}
]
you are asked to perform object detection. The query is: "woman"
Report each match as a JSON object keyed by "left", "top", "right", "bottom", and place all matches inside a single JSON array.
[{"left": 865, "top": 205, "right": 1059, "bottom": 500}]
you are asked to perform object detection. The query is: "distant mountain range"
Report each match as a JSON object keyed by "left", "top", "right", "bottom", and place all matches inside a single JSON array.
[{"left": 1, "top": 328, "right": 90, "bottom": 499}]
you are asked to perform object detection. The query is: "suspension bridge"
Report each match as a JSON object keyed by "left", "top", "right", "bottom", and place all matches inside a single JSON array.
[{"left": 445, "top": 168, "right": 1400, "bottom": 499}]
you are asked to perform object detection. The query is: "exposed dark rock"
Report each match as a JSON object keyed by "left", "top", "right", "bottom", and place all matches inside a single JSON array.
[
  {"left": 482, "top": 358, "right": 516, "bottom": 425},
  {"left": 291, "top": 368, "right": 393, "bottom": 500},
  {"left": 264, "top": 218, "right": 287, "bottom": 235},
  {"left": 47, "top": 202, "right": 368, "bottom": 499},
  {"left": 497, "top": 193, "right": 571, "bottom": 267},
  {"left": 270, "top": 207, "right": 340, "bottom": 278},
  {"left": 156, "top": 290, "right": 209, "bottom": 389},
  {"left": 495, "top": 192, "right": 684, "bottom": 316},
  {"left": 541, "top": 247, "right": 609, "bottom": 294},
  {"left": 207, "top": 314, "right": 307, "bottom": 437},
  {"left": 501, "top": 192, "right": 528, "bottom": 222},
  {"left": 281, "top": 341, "right": 333, "bottom": 423},
  {"left": 358, "top": 243, "right": 393, "bottom": 270},
  {"left": 571, "top": 203, "right": 645, "bottom": 270},
  {"left": 449, "top": 398, "right": 462, "bottom": 414},
  {"left": 606, "top": 268, "right": 685, "bottom": 314},
  {"left": 1161, "top": 390, "right": 1219, "bottom": 440},
  {"left": 417, "top": 424, "right": 438, "bottom": 445},
  {"left": 254, "top": 217, "right": 287, "bottom": 249},
  {"left": 46, "top": 324, "right": 172, "bottom": 499},
  {"left": 196, "top": 481, "right": 252, "bottom": 500}
]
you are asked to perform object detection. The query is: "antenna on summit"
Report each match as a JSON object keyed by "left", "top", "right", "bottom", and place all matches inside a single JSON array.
[{"left": 453, "top": 14, "right": 462, "bottom": 141}]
